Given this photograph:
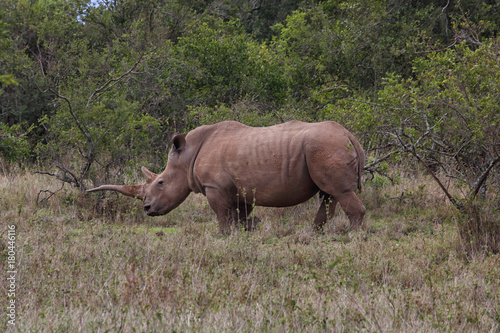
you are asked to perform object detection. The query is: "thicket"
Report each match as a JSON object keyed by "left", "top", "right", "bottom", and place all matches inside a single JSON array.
[{"left": 1, "top": 0, "right": 499, "bottom": 252}]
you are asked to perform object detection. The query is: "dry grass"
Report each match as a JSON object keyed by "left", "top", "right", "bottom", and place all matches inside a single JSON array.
[{"left": 1, "top": 169, "right": 499, "bottom": 332}]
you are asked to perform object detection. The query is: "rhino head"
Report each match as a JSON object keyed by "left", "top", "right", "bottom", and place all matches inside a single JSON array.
[{"left": 87, "top": 134, "right": 191, "bottom": 216}]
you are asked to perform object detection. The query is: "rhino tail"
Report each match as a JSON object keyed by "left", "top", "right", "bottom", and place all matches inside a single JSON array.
[{"left": 348, "top": 135, "right": 365, "bottom": 192}]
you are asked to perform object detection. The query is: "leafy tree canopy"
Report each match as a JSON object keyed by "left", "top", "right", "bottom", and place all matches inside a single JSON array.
[{"left": 0, "top": 0, "right": 498, "bottom": 187}]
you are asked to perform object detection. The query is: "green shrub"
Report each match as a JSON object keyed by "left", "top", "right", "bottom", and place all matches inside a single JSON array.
[{"left": 0, "top": 122, "right": 31, "bottom": 163}]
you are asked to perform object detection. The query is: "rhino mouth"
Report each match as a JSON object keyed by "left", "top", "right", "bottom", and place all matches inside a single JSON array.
[
  {"left": 144, "top": 204, "right": 161, "bottom": 216},
  {"left": 146, "top": 211, "right": 161, "bottom": 217},
  {"left": 145, "top": 204, "right": 172, "bottom": 216}
]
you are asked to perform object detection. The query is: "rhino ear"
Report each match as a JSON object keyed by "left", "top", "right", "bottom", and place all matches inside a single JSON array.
[
  {"left": 141, "top": 166, "right": 157, "bottom": 183},
  {"left": 172, "top": 133, "right": 186, "bottom": 151}
]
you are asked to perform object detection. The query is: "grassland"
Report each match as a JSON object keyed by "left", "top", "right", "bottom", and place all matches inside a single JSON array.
[{"left": 1, "top": 169, "right": 499, "bottom": 332}]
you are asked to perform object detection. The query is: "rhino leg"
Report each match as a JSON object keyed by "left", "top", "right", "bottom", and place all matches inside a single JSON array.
[
  {"left": 307, "top": 150, "right": 366, "bottom": 230},
  {"left": 336, "top": 191, "right": 366, "bottom": 230},
  {"left": 314, "top": 192, "right": 338, "bottom": 231},
  {"left": 213, "top": 208, "right": 233, "bottom": 235},
  {"left": 241, "top": 217, "right": 261, "bottom": 231},
  {"left": 206, "top": 189, "right": 258, "bottom": 234},
  {"left": 205, "top": 188, "right": 234, "bottom": 234},
  {"left": 233, "top": 203, "right": 260, "bottom": 231}
]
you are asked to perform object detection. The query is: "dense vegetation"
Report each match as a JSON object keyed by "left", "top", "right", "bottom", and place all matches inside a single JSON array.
[
  {"left": 0, "top": 0, "right": 499, "bottom": 330},
  {"left": 1, "top": 0, "right": 498, "bottom": 172}
]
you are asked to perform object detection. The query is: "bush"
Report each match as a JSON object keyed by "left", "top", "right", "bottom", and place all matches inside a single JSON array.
[
  {"left": 0, "top": 122, "right": 31, "bottom": 164},
  {"left": 457, "top": 201, "right": 500, "bottom": 255}
]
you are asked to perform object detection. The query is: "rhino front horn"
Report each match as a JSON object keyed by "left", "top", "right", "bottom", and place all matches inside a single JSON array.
[{"left": 86, "top": 184, "right": 145, "bottom": 200}]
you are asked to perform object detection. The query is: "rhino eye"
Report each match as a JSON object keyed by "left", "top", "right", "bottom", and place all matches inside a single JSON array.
[{"left": 158, "top": 180, "right": 164, "bottom": 185}]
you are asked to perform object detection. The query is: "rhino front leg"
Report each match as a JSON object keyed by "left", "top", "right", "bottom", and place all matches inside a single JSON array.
[
  {"left": 234, "top": 203, "right": 261, "bottom": 231},
  {"left": 205, "top": 188, "right": 237, "bottom": 234}
]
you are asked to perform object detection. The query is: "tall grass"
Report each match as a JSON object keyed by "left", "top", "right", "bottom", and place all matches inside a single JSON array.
[{"left": 1, "top": 169, "right": 499, "bottom": 332}]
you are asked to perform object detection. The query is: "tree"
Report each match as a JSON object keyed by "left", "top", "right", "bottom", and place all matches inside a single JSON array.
[
  {"left": 34, "top": 4, "right": 164, "bottom": 188},
  {"left": 158, "top": 18, "right": 288, "bottom": 126},
  {"left": 379, "top": 40, "right": 499, "bottom": 201},
  {"left": 329, "top": 38, "right": 500, "bottom": 253},
  {"left": 0, "top": 0, "right": 164, "bottom": 186}
]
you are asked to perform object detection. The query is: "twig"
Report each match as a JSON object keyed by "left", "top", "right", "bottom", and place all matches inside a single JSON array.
[
  {"left": 399, "top": 137, "right": 462, "bottom": 210},
  {"left": 86, "top": 52, "right": 147, "bottom": 107},
  {"left": 364, "top": 150, "right": 397, "bottom": 170},
  {"left": 36, "top": 182, "right": 65, "bottom": 205},
  {"left": 364, "top": 150, "right": 397, "bottom": 184},
  {"left": 35, "top": 166, "right": 84, "bottom": 190},
  {"left": 471, "top": 156, "right": 500, "bottom": 199},
  {"left": 49, "top": 88, "right": 93, "bottom": 144}
]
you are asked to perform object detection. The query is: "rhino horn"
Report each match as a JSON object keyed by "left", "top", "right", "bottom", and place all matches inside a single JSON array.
[
  {"left": 87, "top": 184, "right": 145, "bottom": 200},
  {"left": 141, "top": 166, "right": 157, "bottom": 183}
]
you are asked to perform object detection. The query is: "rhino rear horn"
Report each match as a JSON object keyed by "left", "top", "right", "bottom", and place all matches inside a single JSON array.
[
  {"left": 141, "top": 166, "right": 157, "bottom": 183},
  {"left": 86, "top": 184, "right": 145, "bottom": 200}
]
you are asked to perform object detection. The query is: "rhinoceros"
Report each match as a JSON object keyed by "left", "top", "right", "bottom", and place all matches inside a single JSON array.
[{"left": 87, "top": 121, "right": 366, "bottom": 233}]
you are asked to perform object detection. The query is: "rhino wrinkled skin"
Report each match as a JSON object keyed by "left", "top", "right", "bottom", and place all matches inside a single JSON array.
[{"left": 87, "top": 121, "right": 366, "bottom": 233}]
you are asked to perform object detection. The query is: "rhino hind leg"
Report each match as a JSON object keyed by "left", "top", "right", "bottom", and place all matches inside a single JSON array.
[
  {"left": 314, "top": 192, "right": 338, "bottom": 231},
  {"left": 307, "top": 151, "right": 365, "bottom": 230},
  {"left": 309, "top": 177, "right": 365, "bottom": 230},
  {"left": 336, "top": 191, "right": 366, "bottom": 230}
]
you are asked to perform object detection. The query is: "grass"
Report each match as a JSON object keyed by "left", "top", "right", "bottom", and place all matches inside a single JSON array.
[{"left": 1, "top": 169, "right": 499, "bottom": 332}]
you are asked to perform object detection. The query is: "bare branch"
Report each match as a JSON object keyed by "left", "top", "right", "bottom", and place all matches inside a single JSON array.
[
  {"left": 471, "top": 156, "right": 500, "bottom": 199},
  {"left": 57, "top": 165, "right": 88, "bottom": 190},
  {"left": 49, "top": 88, "right": 93, "bottom": 144},
  {"left": 35, "top": 43, "right": 46, "bottom": 76},
  {"left": 35, "top": 166, "right": 85, "bottom": 190},
  {"left": 364, "top": 150, "right": 397, "bottom": 170},
  {"left": 392, "top": 127, "right": 462, "bottom": 210},
  {"left": 86, "top": 52, "right": 147, "bottom": 107},
  {"left": 37, "top": 182, "right": 65, "bottom": 205},
  {"left": 34, "top": 170, "right": 59, "bottom": 178}
]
